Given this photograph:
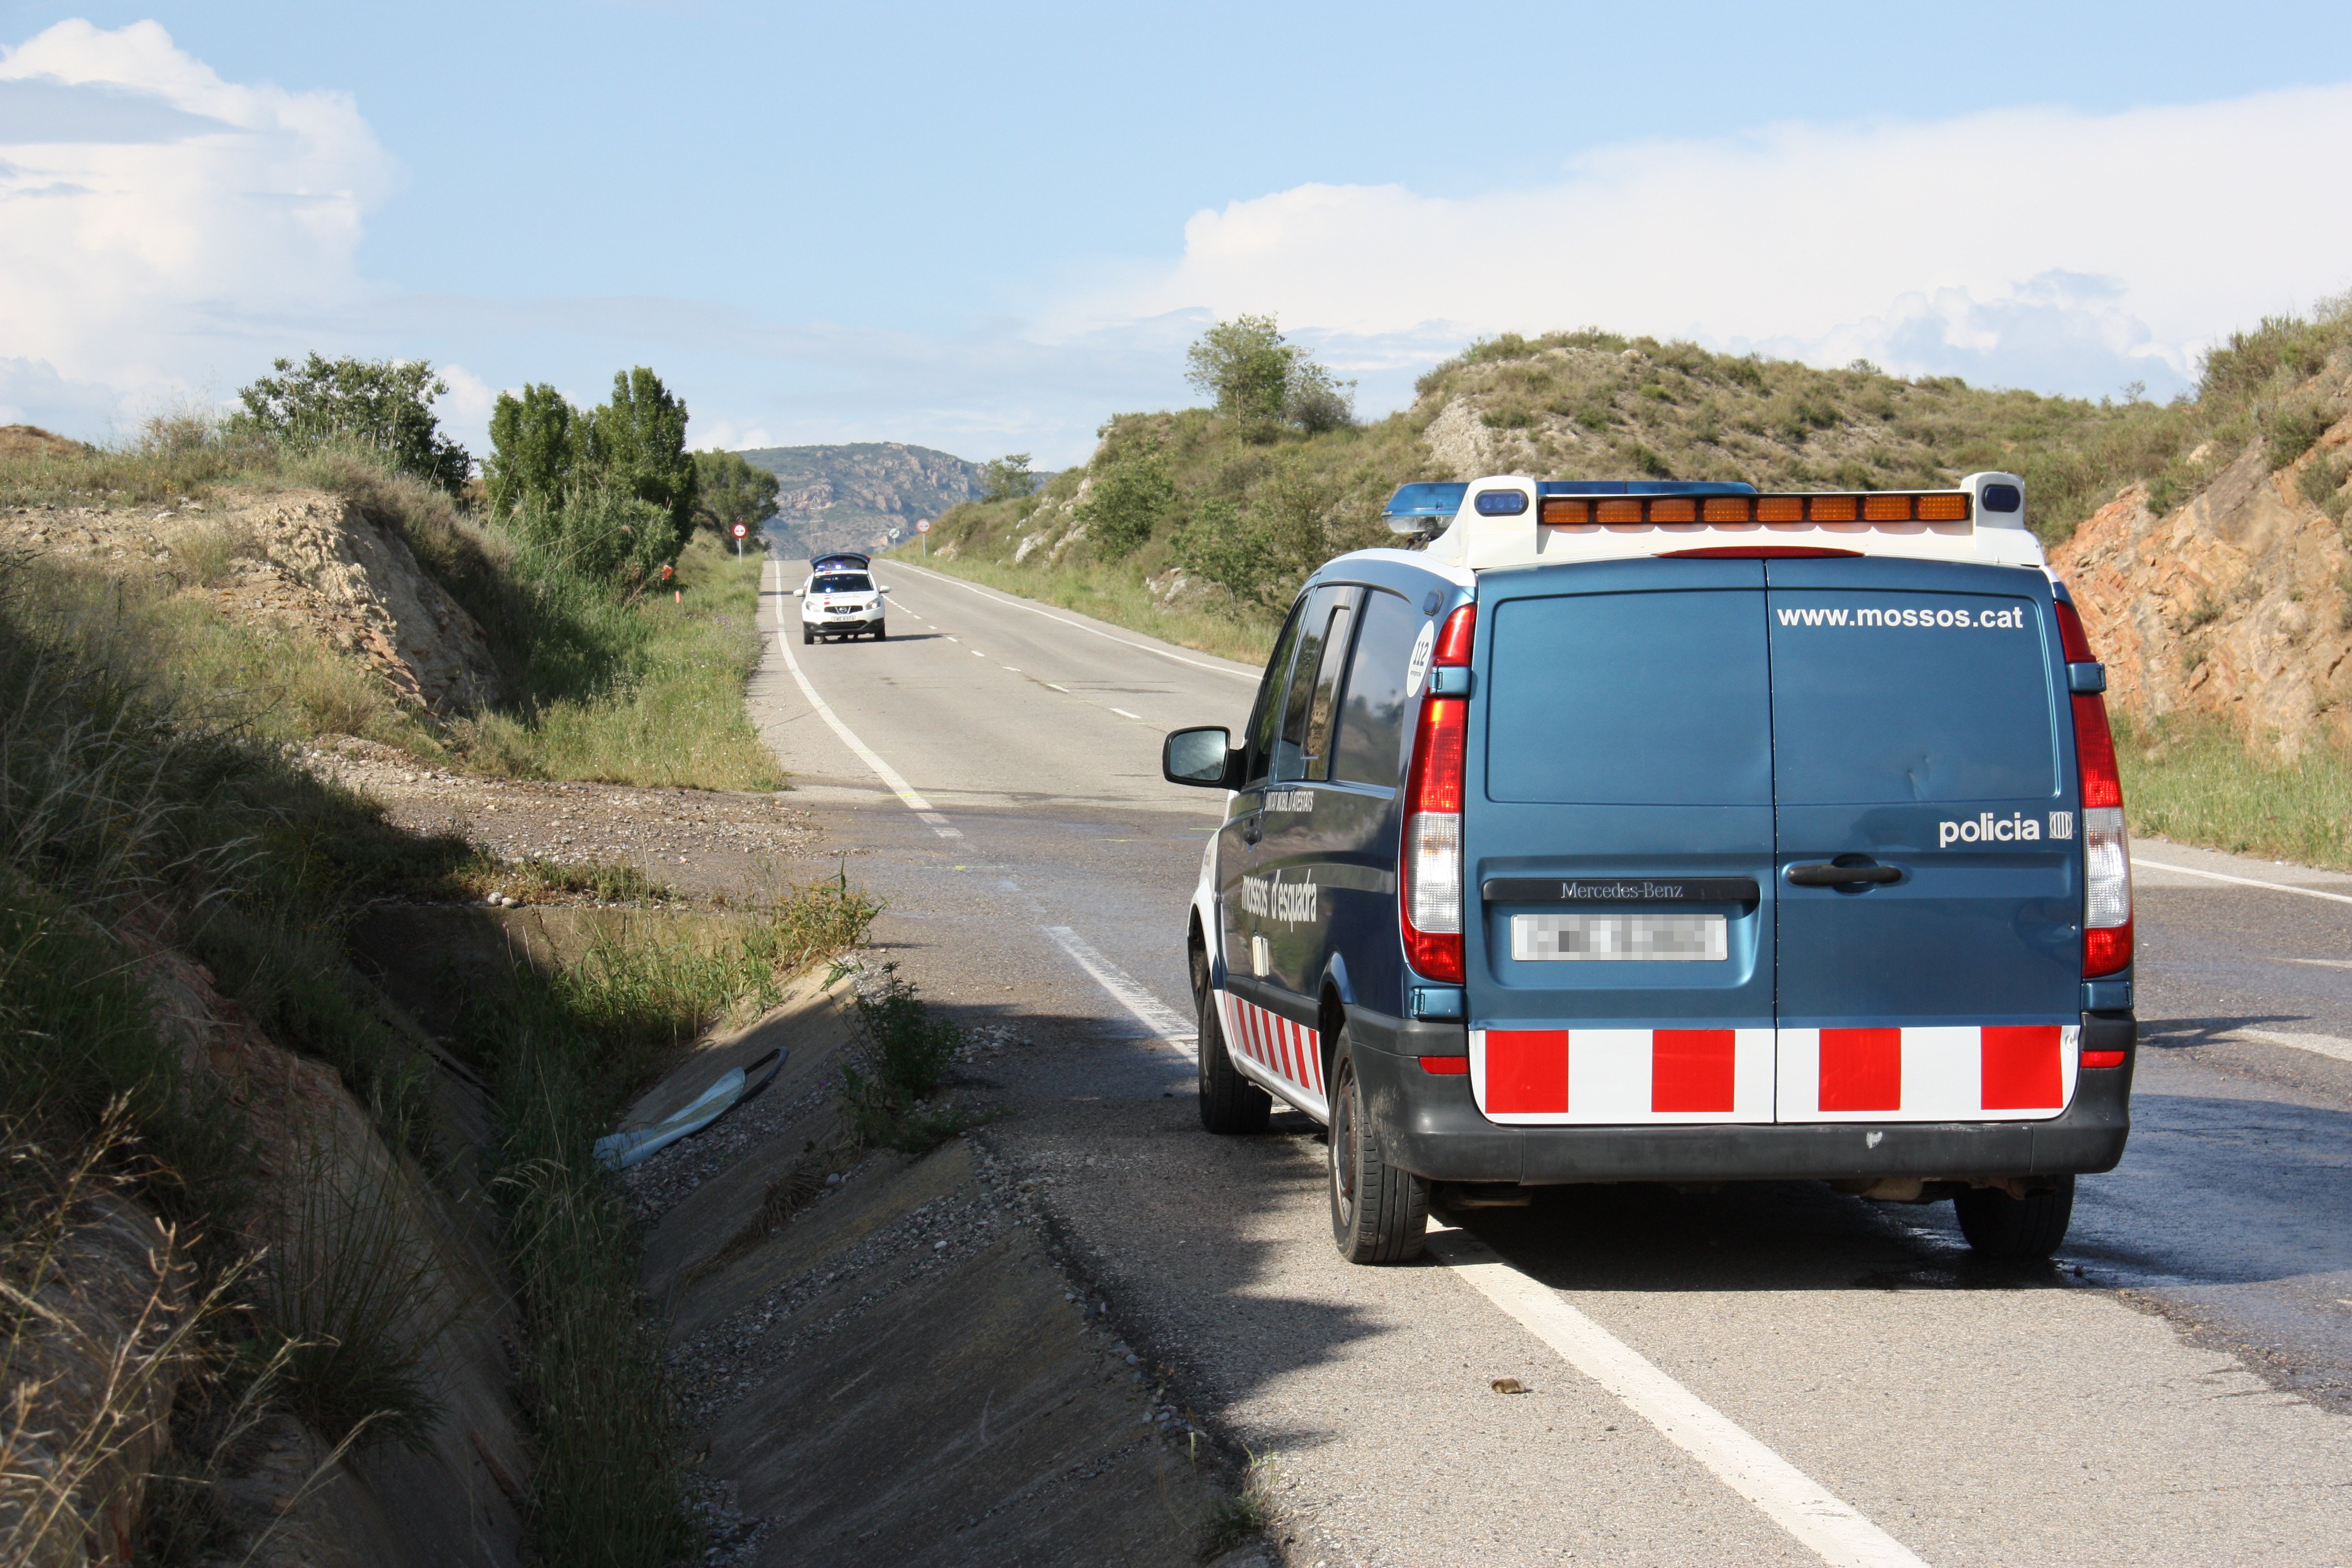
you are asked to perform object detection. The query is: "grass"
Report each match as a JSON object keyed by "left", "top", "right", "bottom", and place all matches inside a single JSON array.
[
  {"left": 451, "top": 874, "right": 876, "bottom": 1568},
  {"left": 2118, "top": 713, "right": 2352, "bottom": 869},
  {"left": 902, "top": 549, "right": 1277, "bottom": 664},
  {"left": 453, "top": 532, "right": 781, "bottom": 790}
]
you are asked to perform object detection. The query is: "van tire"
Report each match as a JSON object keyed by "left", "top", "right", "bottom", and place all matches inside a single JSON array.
[
  {"left": 1954, "top": 1175, "right": 2074, "bottom": 1259},
  {"left": 1197, "top": 988, "right": 1270, "bottom": 1135},
  {"left": 1328, "top": 1036, "right": 1427, "bottom": 1264},
  {"left": 873, "top": 622, "right": 887, "bottom": 640},
  {"left": 801, "top": 627, "right": 813, "bottom": 645}
]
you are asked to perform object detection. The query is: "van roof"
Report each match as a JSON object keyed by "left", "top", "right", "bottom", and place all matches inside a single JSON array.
[{"left": 1385, "top": 472, "right": 2044, "bottom": 573}]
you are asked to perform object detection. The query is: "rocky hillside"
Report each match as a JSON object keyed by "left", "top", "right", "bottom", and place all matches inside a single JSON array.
[
  {"left": 738, "top": 442, "right": 982, "bottom": 558},
  {"left": 2054, "top": 363, "right": 2352, "bottom": 755}
]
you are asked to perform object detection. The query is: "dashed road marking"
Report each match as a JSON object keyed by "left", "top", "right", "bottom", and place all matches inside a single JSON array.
[
  {"left": 1110, "top": 707, "right": 1142, "bottom": 720},
  {"left": 1044, "top": 683, "right": 1071, "bottom": 693},
  {"left": 1040, "top": 925, "right": 1195, "bottom": 1058},
  {"left": 767, "top": 562, "right": 961, "bottom": 840},
  {"left": 1427, "top": 1224, "right": 1931, "bottom": 1568}
]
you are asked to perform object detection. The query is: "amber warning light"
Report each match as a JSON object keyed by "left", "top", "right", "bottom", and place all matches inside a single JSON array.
[{"left": 1538, "top": 492, "right": 1972, "bottom": 527}]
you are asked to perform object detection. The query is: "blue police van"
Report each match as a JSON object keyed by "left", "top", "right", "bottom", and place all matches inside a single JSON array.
[{"left": 1161, "top": 472, "right": 2133, "bottom": 1264}]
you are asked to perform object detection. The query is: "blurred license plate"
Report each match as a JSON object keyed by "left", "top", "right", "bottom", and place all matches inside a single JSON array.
[{"left": 1511, "top": 912, "right": 1725, "bottom": 961}]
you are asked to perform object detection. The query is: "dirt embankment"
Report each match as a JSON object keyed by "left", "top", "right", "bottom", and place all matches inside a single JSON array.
[
  {"left": 19, "top": 918, "right": 535, "bottom": 1568},
  {"left": 597, "top": 984, "right": 1259, "bottom": 1567},
  {"left": 2052, "top": 397, "right": 2352, "bottom": 755},
  {"left": 4, "top": 486, "right": 503, "bottom": 714}
]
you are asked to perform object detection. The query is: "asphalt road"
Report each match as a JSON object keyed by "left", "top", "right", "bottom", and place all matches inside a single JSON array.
[{"left": 756, "top": 553, "right": 2352, "bottom": 1567}]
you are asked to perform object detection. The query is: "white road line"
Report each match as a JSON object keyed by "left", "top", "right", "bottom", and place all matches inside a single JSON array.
[
  {"left": 2133, "top": 854, "right": 2352, "bottom": 907},
  {"left": 1426, "top": 1224, "right": 1930, "bottom": 1568},
  {"left": 1110, "top": 707, "right": 1142, "bottom": 720},
  {"left": 2284, "top": 957, "right": 2352, "bottom": 970},
  {"left": 1044, "top": 682, "right": 1071, "bottom": 693},
  {"left": 766, "top": 563, "right": 961, "bottom": 840},
  {"left": 2231, "top": 1027, "right": 2352, "bottom": 1064},
  {"left": 1039, "top": 925, "right": 1196, "bottom": 1057},
  {"left": 897, "top": 562, "right": 1256, "bottom": 682},
  {"left": 971, "top": 649, "right": 986, "bottom": 657}
]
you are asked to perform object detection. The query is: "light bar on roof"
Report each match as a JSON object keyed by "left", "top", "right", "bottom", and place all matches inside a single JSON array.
[{"left": 1537, "top": 491, "right": 1972, "bottom": 528}]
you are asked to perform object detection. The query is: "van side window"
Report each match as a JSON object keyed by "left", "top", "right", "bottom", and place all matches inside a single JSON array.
[
  {"left": 1332, "top": 588, "right": 1418, "bottom": 787},
  {"left": 1242, "top": 598, "right": 1309, "bottom": 786},
  {"left": 1276, "top": 587, "right": 1350, "bottom": 781},
  {"left": 1299, "top": 593, "right": 1362, "bottom": 781}
]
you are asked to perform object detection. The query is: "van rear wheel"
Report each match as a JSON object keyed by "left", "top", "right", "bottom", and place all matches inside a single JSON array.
[
  {"left": 1954, "top": 1175, "right": 2074, "bottom": 1260},
  {"left": 1329, "top": 1038, "right": 1427, "bottom": 1264},
  {"left": 1196, "top": 984, "right": 1270, "bottom": 1134}
]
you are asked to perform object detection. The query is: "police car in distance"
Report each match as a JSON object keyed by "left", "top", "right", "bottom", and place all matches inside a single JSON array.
[
  {"left": 796, "top": 552, "right": 889, "bottom": 644},
  {"left": 1162, "top": 471, "right": 2133, "bottom": 1265}
]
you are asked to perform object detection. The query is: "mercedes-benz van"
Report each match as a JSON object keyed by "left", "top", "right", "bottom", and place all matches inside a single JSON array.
[{"left": 1162, "top": 473, "right": 2133, "bottom": 1264}]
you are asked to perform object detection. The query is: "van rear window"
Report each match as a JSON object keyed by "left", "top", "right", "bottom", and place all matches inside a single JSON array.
[
  {"left": 1769, "top": 591, "right": 2056, "bottom": 803},
  {"left": 1485, "top": 590, "right": 1772, "bottom": 805}
]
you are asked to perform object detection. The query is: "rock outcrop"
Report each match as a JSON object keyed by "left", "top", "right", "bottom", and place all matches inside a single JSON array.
[
  {"left": 2051, "top": 412, "right": 2352, "bottom": 755},
  {"left": 3, "top": 487, "right": 504, "bottom": 715}
]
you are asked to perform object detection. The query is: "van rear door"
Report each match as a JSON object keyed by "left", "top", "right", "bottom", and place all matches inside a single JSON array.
[
  {"left": 1463, "top": 559, "right": 1777, "bottom": 1126},
  {"left": 1766, "top": 557, "right": 2079, "bottom": 1123}
]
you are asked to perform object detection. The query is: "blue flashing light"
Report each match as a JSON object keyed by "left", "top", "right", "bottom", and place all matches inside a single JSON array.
[
  {"left": 1474, "top": 489, "right": 1528, "bottom": 516},
  {"left": 1382, "top": 481, "right": 1468, "bottom": 520}
]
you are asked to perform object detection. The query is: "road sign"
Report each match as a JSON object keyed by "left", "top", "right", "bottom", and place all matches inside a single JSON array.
[
  {"left": 731, "top": 523, "right": 747, "bottom": 538},
  {"left": 888, "top": 527, "right": 901, "bottom": 541},
  {"left": 916, "top": 518, "right": 932, "bottom": 534}
]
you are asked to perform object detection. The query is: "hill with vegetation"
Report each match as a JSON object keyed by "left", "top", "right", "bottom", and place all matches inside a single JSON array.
[
  {"left": 917, "top": 306, "right": 2352, "bottom": 864},
  {"left": 738, "top": 441, "right": 987, "bottom": 558}
]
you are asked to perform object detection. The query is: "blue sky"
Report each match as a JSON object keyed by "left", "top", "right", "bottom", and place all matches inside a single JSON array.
[{"left": 5, "top": 2, "right": 2352, "bottom": 465}]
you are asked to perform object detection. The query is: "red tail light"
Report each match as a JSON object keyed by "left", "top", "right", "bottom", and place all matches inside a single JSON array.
[
  {"left": 1402, "top": 607, "right": 1474, "bottom": 983},
  {"left": 1434, "top": 604, "right": 1476, "bottom": 666},
  {"left": 2073, "top": 689, "right": 2132, "bottom": 977},
  {"left": 2053, "top": 598, "right": 2097, "bottom": 663}
]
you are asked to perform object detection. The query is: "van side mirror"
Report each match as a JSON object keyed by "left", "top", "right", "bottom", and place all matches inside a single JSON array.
[
  {"left": 876, "top": 585, "right": 891, "bottom": 592},
  {"left": 1163, "top": 726, "right": 1239, "bottom": 788},
  {"left": 792, "top": 588, "right": 805, "bottom": 596}
]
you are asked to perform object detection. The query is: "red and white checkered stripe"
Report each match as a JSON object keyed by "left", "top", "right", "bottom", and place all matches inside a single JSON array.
[
  {"left": 1775, "top": 1025, "right": 2079, "bottom": 1123},
  {"left": 1471, "top": 1025, "right": 2079, "bottom": 1124},
  {"left": 1215, "top": 991, "right": 1325, "bottom": 1099},
  {"left": 1472, "top": 1027, "right": 1776, "bottom": 1125}
]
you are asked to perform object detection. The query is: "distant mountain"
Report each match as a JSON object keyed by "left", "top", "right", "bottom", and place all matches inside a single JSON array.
[{"left": 735, "top": 442, "right": 985, "bottom": 558}]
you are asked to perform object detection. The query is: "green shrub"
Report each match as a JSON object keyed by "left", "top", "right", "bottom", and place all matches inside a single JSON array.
[
  {"left": 1076, "top": 450, "right": 1176, "bottom": 559},
  {"left": 840, "top": 966, "right": 967, "bottom": 1153},
  {"left": 2268, "top": 401, "right": 2339, "bottom": 470}
]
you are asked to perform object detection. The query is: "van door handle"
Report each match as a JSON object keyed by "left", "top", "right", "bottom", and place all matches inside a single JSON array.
[{"left": 1786, "top": 863, "right": 1901, "bottom": 886}]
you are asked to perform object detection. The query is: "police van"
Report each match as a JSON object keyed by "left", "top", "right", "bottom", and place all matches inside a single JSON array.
[{"left": 1161, "top": 472, "right": 2133, "bottom": 1265}]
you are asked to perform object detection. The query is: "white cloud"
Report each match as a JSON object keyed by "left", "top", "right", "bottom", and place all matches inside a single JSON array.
[
  {"left": 0, "top": 19, "right": 394, "bottom": 434},
  {"left": 1076, "top": 84, "right": 2352, "bottom": 402}
]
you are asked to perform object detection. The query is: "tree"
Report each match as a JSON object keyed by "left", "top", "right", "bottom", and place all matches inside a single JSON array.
[
  {"left": 230, "top": 353, "right": 471, "bottom": 493},
  {"left": 484, "top": 383, "right": 580, "bottom": 518},
  {"left": 1285, "top": 361, "right": 1357, "bottom": 434},
  {"left": 1184, "top": 315, "right": 1357, "bottom": 441},
  {"left": 693, "top": 450, "right": 781, "bottom": 538},
  {"left": 1074, "top": 450, "right": 1174, "bottom": 559},
  {"left": 1185, "top": 315, "right": 1293, "bottom": 437},
  {"left": 980, "top": 453, "right": 1035, "bottom": 502},
  {"left": 584, "top": 367, "right": 697, "bottom": 546}
]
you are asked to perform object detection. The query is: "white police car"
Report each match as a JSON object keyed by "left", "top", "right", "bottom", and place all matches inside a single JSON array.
[
  {"left": 1163, "top": 472, "right": 2133, "bottom": 1265},
  {"left": 797, "top": 558, "right": 889, "bottom": 644}
]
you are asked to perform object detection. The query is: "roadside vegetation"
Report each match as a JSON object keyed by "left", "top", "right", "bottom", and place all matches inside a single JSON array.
[
  {"left": 0, "top": 354, "right": 874, "bottom": 1564},
  {"left": 2, "top": 356, "right": 780, "bottom": 792},
  {"left": 2117, "top": 714, "right": 2352, "bottom": 870},
  {"left": 919, "top": 303, "right": 2352, "bottom": 868}
]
